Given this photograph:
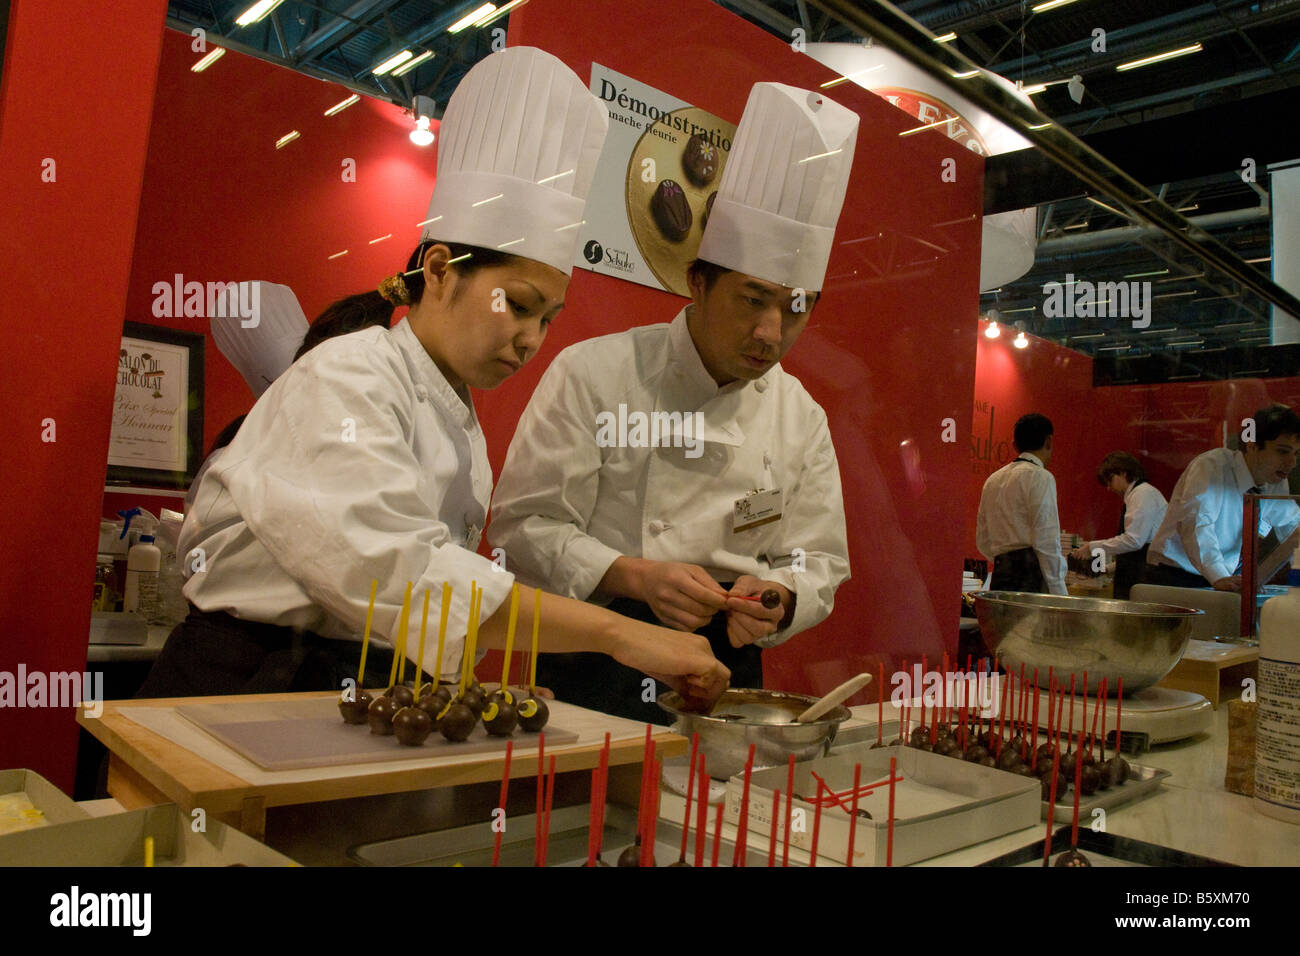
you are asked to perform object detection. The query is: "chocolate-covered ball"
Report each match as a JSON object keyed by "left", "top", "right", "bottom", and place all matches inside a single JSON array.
[
  {"left": 914, "top": 740, "right": 934, "bottom": 753},
  {"left": 995, "top": 748, "right": 1024, "bottom": 772},
  {"left": 1060, "top": 750, "right": 1078, "bottom": 779},
  {"left": 1053, "top": 849, "right": 1092, "bottom": 867},
  {"left": 338, "top": 689, "right": 373, "bottom": 725},
  {"left": 1078, "top": 747, "right": 1096, "bottom": 767},
  {"left": 963, "top": 744, "right": 990, "bottom": 763},
  {"left": 935, "top": 724, "right": 953, "bottom": 741},
  {"left": 934, "top": 737, "right": 961, "bottom": 757},
  {"left": 388, "top": 684, "right": 415, "bottom": 708},
  {"left": 419, "top": 681, "right": 452, "bottom": 703},
  {"left": 1040, "top": 771, "right": 1069, "bottom": 802},
  {"left": 978, "top": 755, "right": 997, "bottom": 768},
  {"left": 910, "top": 726, "right": 931, "bottom": 747},
  {"left": 416, "top": 693, "right": 445, "bottom": 726},
  {"left": 367, "top": 695, "right": 398, "bottom": 735},
  {"left": 869, "top": 740, "right": 888, "bottom": 749},
  {"left": 393, "top": 706, "right": 433, "bottom": 746},
  {"left": 1035, "top": 741, "right": 1055, "bottom": 763},
  {"left": 1080, "top": 763, "right": 1101, "bottom": 796},
  {"left": 488, "top": 688, "right": 516, "bottom": 708},
  {"left": 1101, "top": 755, "right": 1130, "bottom": 787},
  {"left": 1008, "top": 734, "right": 1025, "bottom": 755},
  {"left": 617, "top": 839, "right": 647, "bottom": 867},
  {"left": 459, "top": 686, "right": 486, "bottom": 718},
  {"left": 438, "top": 701, "right": 477, "bottom": 742},
  {"left": 481, "top": 698, "right": 518, "bottom": 737},
  {"left": 517, "top": 695, "right": 549, "bottom": 733},
  {"left": 1012, "top": 762, "right": 1037, "bottom": 777}
]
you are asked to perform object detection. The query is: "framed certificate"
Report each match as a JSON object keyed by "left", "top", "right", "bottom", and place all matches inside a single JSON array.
[{"left": 106, "top": 322, "right": 204, "bottom": 488}]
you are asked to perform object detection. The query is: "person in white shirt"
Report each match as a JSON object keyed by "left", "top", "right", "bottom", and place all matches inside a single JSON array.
[
  {"left": 1143, "top": 404, "right": 1300, "bottom": 592},
  {"left": 490, "top": 82, "right": 856, "bottom": 723},
  {"left": 137, "top": 48, "right": 729, "bottom": 704},
  {"left": 1069, "top": 451, "right": 1168, "bottom": 599},
  {"left": 976, "top": 413, "right": 1067, "bottom": 595}
]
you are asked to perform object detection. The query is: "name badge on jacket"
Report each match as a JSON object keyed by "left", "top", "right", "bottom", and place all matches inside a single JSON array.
[{"left": 734, "top": 488, "right": 782, "bottom": 533}]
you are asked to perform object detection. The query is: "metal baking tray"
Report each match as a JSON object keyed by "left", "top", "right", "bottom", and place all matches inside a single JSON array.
[
  {"left": 979, "top": 825, "right": 1236, "bottom": 867},
  {"left": 1043, "top": 762, "right": 1168, "bottom": 822}
]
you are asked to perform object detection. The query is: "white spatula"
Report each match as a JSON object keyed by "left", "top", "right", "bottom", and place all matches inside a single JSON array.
[{"left": 796, "top": 672, "right": 873, "bottom": 723}]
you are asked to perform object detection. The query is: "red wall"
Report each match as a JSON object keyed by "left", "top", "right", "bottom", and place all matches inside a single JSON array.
[
  {"left": 508, "top": 0, "right": 986, "bottom": 700},
  {"left": 0, "top": 0, "right": 170, "bottom": 787}
]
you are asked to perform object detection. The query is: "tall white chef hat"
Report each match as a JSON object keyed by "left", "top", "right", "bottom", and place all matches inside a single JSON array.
[
  {"left": 210, "top": 281, "right": 308, "bottom": 397},
  {"left": 697, "top": 83, "right": 859, "bottom": 292},
  {"left": 419, "top": 47, "right": 608, "bottom": 276}
]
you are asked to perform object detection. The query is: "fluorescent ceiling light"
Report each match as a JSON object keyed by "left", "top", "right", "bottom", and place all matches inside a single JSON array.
[
  {"left": 476, "top": 0, "right": 527, "bottom": 27},
  {"left": 191, "top": 48, "right": 225, "bottom": 72},
  {"left": 934, "top": 32, "right": 957, "bottom": 43},
  {"left": 1116, "top": 43, "right": 1202, "bottom": 72},
  {"left": 235, "top": 0, "right": 285, "bottom": 27},
  {"left": 820, "top": 64, "right": 885, "bottom": 89},
  {"left": 1020, "top": 83, "right": 1048, "bottom": 95},
  {"left": 1032, "top": 0, "right": 1079, "bottom": 12},
  {"left": 275, "top": 130, "right": 300, "bottom": 149},
  {"left": 392, "top": 50, "right": 434, "bottom": 77},
  {"left": 448, "top": 3, "right": 497, "bottom": 33},
  {"left": 950, "top": 69, "right": 980, "bottom": 79},
  {"left": 324, "top": 94, "right": 360, "bottom": 116},
  {"left": 1124, "top": 269, "right": 1168, "bottom": 278},
  {"left": 373, "top": 50, "right": 414, "bottom": 76}
]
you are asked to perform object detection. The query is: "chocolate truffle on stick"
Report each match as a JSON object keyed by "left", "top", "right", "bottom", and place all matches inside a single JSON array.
[{"left": 339, "top": 578, "right": 378, "bottom": 724}]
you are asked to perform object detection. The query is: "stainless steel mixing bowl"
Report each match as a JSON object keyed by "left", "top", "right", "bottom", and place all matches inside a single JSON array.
[
  {"left": 972, "top": 591, "right": 1202, "bottom": 693},
  {"left": 657, "top": 688, "right": 850, "bottom": 780}
]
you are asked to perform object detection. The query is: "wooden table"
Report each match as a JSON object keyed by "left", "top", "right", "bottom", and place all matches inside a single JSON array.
[
  {"left": 1157, "top": 639, "right": 1259, "bottom": 709},
  {"left": 77, "top": 691, "right": 685, "bottom": 844}
]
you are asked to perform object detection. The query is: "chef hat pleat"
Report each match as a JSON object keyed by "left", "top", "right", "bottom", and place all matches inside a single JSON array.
[
  {"left": 210, "top": 281, "right": 308, "bottom": 397},
  {"left": 420, "top": 47, "right": 608, "bottom": 275},
  {"left": 698, "top": 83, "right": 859, "bottom": 292}
]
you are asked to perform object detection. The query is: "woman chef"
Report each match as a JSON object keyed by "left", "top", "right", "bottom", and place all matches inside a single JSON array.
[{"left": 137, "top": 47, "right": 730, "bottom": 704}]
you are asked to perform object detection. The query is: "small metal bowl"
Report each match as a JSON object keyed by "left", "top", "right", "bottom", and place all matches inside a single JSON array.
[
  {"left": 657, "top": 688, "right": 851, "bottom": 780},
  {"left": 972, "top": 591, "right": 1202, "bottom": 693}
]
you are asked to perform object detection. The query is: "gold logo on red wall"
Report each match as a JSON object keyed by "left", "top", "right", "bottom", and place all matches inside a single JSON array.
[{"left": 872, "top": 87, "right": 991, "bottom": 157}]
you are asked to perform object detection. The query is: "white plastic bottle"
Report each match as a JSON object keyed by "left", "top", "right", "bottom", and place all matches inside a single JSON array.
[
  {"left": 1255, "top": 587, "right": 1300, "bottom": 823},
  {"left": 123, "top": 533, "right": 162, "bottom": 619}
]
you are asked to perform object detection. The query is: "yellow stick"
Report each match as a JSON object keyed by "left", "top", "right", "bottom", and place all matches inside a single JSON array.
[
  {"left": 434, "top": 582, "right": 451, "bottom": 686},
  {"left": 500, "top": 582, "right": 520, "bottom": 689},
  {"left": 144, "top": 835, "right": 154, "bottom": 868},
  {"left": 396, "top": 581, "right": 413, "bottom": 684},
  {"left": 413, "top": 589, "right": 431, "bottom": 696},
  {"left": 529, "top": 587, "right": 541, "bottom": 691},
  {"left": 357, "top": 578, "right": 378, "bottom": 688},
  {"left": 459, "top": 582, "right": 477, "bottom": 696}
]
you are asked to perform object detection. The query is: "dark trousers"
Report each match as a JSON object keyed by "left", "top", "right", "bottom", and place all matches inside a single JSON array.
[
  {"left": 535, "top": 594, "right": 762, "bottom": 726},
  {"left": 1139, "top": 561, "right": 1211, "bottom": 590},
  {"left": 136, "top": 606, "right": 400, "bottom": 699},
  {"left": 1113, "top": 546, "right": 1149, "bottom": 599},
  {"left": 990, "top": 547, "right": 1046, "bottom": 593}
]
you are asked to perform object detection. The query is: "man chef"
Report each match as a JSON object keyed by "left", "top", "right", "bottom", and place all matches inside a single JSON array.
[
  {"left": 1143, "top": 404, "right": 1300, "bottom": 591},
  {"left": 976, "top": 413, "right": 1068, "bottom": 595},
  {"left": 489, "top": 82, "right": 857, "bottom": 723},
  {"left": 1069, "top": 451, "right": 1168, "bottom": 599}
]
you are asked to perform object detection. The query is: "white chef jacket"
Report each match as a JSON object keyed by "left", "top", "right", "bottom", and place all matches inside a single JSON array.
[
  {"left": 1147, "top": 447, "right": 1300, "bottom": 583},
  {"left": 179, "top": 319, "right": 513, "bottom": 680},
  {"left": 1087, "top": 481, "right": 1168, "bottom": 557},
  {"left": 488, "top": 308, "right": 850, "bottom": 647},
  {"left": 975, "top": 452, "right": 1068, "bottom": 595}
]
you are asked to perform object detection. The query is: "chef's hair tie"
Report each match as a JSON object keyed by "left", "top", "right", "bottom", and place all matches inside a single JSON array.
[{"left": 378, "top": 273, "right": 411, "bottom": 306}]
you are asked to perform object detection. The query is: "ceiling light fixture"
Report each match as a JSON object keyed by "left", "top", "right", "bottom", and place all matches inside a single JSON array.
[
  {"left": 373, "top": 50, "right": 414, "bottom": 76},
  {"left": 392, "top": 50, "right": 434, "bottom": 77},
  {"left": 934, "top": 32, "right": 957, "bottom": 43},
  {"left": 410, "top": 95, "right": 436, "bottom": 146},
  {"left": 235, "top": 0, "right": 285, "bottom": 26},
  {"left": 191, "top": 48, "right": 225, "bottom": 72},
  {"left": 1031, "top": 0, "right": 1079, "bottom": 12},
  {"left": 275, "top": 130, "right": 300, "bottom": 149},
  {"left": 448, "top": 3, "right": 497, "bottom": 33},
  {"left": 1116, "top": 43, "right": 1203, "bottom": 72},
  {"left": 324, "top": 94, "right": 360, "bottom": 116},
  {"left": 985, "top": 321, "right": 1001, "bottom": 339},
  {"left": 476, "top": 0, "right": 527, "bottom": 27},
  {"left": 1013, "top": 331, "right": 1029, "bottom": 349}
]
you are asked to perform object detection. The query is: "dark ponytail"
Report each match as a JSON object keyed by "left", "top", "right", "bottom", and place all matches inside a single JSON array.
[{"left": 295, "top": 239, "right": 527, "bottom": 361}]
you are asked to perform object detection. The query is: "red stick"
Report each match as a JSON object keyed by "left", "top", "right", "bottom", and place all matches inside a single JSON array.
[
  {"left": 1116, "top": 677, "right": 1124, "bottom": 755},
  {"left": 733, "top": 743, "right": 756, "bottom": 867},
  {"left": 997, "top": 665, "right": 1007, "bottom": 751},
  {"left": 1017, "top": 662, "right": 1026, "bottom": 733},
  {"left": 644, "top": 756, "right": 662, "bottom": 867},
  {"left": 540, "top": 753, "right": 556, "bottom": 867},
  {"left": 783, "top": 753, "right": 795, "bottom": 867},
  {"left": 1081, "top": 671, "right": 1089, "bottom": 758},
  {"left": 596, "top": 734, "right": 610, "bottom": 857},
  {"left": 768, "top": 789, "right": 781, "bottom": 867},
  {"left": 694, "top": 752, "right": 708, "bottom": 867},
  {"left": 1099, "top": 678, "right": 1109, "bottom": 760},
  {"left": 534, "top": 732, "right": 546, "bottom": 867},
  {"left": 876, "top": 661, "right": 884, "bottom": 746},
  {"left": 886, "top": 756, "right": 897, "bottom": 867},
  {"left": 711, "top": 802, "right": 724, "bottom": 867},
  {"left": 1030, "top": 669, "right": 1040, "bottom": 758},
  {"left": 1071, "top": 729, "right": 1084, "bottom": 848},
  {"left": 1089, "top": 677, "right": 1102, "bottom": 756},
  {"left": 920, "top": 655, "right": 928, "bottom": 735},
  {"left": 679, "top": 733, "right": 699, "bottom": 861},
  {"left": 492, "top": 739, "right": 513, "bottom": 868},
  {"left": 1045, "top": 673, "right": 1055, "bottom": 749},
  {"left": 639, "top": 742, "right": 657, "bottom": 867},
  {"left": 809, "top": 777, "right": 824, "bottom": 868},
  {"left": 1043, "top": 747, "right": 1061, "bottom": 866},
  {"left": 1066, "top": 674, "right": 1076, "bottom": 753},
  {"left": 846, "top": 763, "right": 862, "bottom": 868},
  {"left": 941, "top": 653, "right": 948, "bottom": 726}
]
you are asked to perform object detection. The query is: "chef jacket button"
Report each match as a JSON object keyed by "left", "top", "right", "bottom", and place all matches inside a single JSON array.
[
  {"left": 756, "top": 378, "right": 768, "bottom": 393},
  {"left": 648, "top": 520, "right": 667, "bottom": 536},
  {"left": 415, "top": 385, "right": 428, "bottom": 402}
]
